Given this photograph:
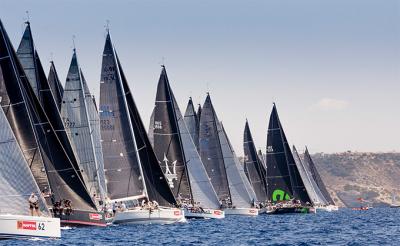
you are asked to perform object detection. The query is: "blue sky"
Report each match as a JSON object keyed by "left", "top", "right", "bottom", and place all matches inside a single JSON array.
[{"left": 1, "top": 0, "right": 399, "bottom": 154}]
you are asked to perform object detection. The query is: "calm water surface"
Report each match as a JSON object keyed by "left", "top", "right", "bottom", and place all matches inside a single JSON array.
[{"left": 3, "top": 208, "right": 400, "bottom": 245}]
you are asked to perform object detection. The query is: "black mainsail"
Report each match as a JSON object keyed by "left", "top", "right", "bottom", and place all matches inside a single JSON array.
[
  {"left": 100, "top": 33, "right": 176, "bottom": 206},
  {"left": 197, "top": 104, "right": 202, "bottom": 124},
  {"left": 199, "top": 94, "right": 231, "bottom": 204},
  {"left": 304, "top": 147, "right": 335, "bottom": 205},
  {"left": 0, "top": 19, "right": 97, "bottom": 212},
  {"left": 184, "top": 97, "right": 199, "bottom": 150},
  {"left": 47, "top": 61, "right": 64, "bottom": 111},
  {"left": 152, "top": 67, "right": 191, "bottom": 199},
  {"left": 266, "top": 104, "right": 311, "bottom": 204},
  {"left": 243, "top": 120, "right": 267, "bottom": 202}
]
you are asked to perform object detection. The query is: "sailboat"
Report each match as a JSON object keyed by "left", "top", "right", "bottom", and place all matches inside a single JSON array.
[
  {"left": 303, "top": 147, "right": 338, "bottom": 211},
  {"left": 4, "top": 20, "right": 105, "bottom": 227},
  {"left": 292, "top": 145, "right": 328, "bottom": 209},
  {"left": 0, "top": 89, "right": 60, "bottom": 238},
  {"left": 390, "top": 193, "right": 400, "bottom": 208},
  {"left": 150, "top": 68, "right": 224, "bottom": 219},
  {"left": 99, "top": 32, "right": 184, "bottom": 224},
  {"left": 243, "top": 120, "right": 267, "bottom": 205},
  {"left": 199, "top": 94, "right": 258, "bottom": 216},
  {"left": 60, "top": 49, "right": 107, "bottom": 208},
  {"left": 265, "top": 104, "right": 314, "bottom": 214}
]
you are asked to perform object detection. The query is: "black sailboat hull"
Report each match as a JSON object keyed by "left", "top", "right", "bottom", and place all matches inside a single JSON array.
[
  {"left": 51, "top": 209, "right": 109, "bottom": 227},
  {"left": 267, "top": 206, "right": 314, "bottom": 214}
]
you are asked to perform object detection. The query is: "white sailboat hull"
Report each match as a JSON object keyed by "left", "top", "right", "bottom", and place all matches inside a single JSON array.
[
  {"left": 315, "top": 205, "right": 339, "bottom": 212},
  {"left": 224, "top": 208, "right": 258, "bottom": 216},
  {"left": 0, "top": 214, "right": 60, "bottom": 239},
  {"left": 184, "top": 208, "right": 225, "bottom": 219},
  {"left": 112, "top": 207, "right": 185, "bottom": 225}
]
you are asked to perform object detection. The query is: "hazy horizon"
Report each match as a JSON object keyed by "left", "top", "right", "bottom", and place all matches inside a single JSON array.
[{"left": 1, "top": 0, "right": 399, "bottom": 155}]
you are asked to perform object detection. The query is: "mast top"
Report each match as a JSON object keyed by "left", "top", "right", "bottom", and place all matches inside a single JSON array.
[
  {"left": 25, "top": 11, "right": 30, "bottom": 25},
  {"left": 72, "top": 35, "right": 76, "bottom": 52}
]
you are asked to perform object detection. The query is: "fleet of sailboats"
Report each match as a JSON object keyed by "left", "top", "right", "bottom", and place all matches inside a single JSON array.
[{"left": 0, "top": 18, "right": 339, "bottom": 239}]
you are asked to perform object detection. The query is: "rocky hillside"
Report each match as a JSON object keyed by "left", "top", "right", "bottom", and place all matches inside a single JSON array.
[{"left": 311, "top": 152, "right": 400, "bottom": 208}]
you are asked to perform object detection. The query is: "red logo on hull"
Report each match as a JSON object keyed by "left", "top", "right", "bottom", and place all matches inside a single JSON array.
[
  {"left": 17, "top": 221, "right": 37, "bottom": 230},
  {"left": 89, "top": 213, "right": 103, "bottom": 220},
  {"left": 249, "top": 209, "right": 257, "bottom": 214},
  {"left": 174, "top": 211, "right": 181, "bottom": 216},
  {"left": 214, "top": 210, "right": 222, "bottom": 215}
]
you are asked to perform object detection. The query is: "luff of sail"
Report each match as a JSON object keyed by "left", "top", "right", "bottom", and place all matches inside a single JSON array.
[
  {"left": 61, "top": 50, "right": 104, "bottom": 204},
  {"left": 151, "top": 67, "right": 220, "bottom": 208},
  {"left": 0, "top": 19, "right": 97, "bottom": 212},
  {"left": 199, "top": 94, "right": 231, "bottom": 204},
  {"left": 152, "top": 67, "right": 191, "bottom": 200},
  {"left": 99, "top": 33, "right": 146, "bottom": 201},
  {"left": 243, "top": 120, "right": 267, "bottom": 202},
  {"left": 47, "top": 61, "right": 64, "bottom": 111},
  {"left": 184, "top": 97, "right": 199, "bottom": 150},
  {"left": 0, "top": 106, "right": 49, "bottom": 216},
  {"left": 292, "top": 145, "right": 326, "bottom": 205},
  {"left": 304, "top": 147, "right": 335, "bottom": 205}
]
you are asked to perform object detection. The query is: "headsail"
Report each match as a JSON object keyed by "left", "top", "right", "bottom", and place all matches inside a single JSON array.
[
  {"left": 303, "top": 147, "right": 335, "bottom": 205},
  {"left": 0, "top": 106, "right": 48, "bottom": 216},
  {"left": 196, "top": 104, "right": 202, "bottom": 124},
  {"left": 243, "top": 120, "right": 267, "bottom": 202},
  {"left": 218, "top": 121, "right": 256, "bottom": 207},
  {"left": 150, "top": 68, "right": 220, "bottom": 208},
  {"left": 117, "top": 57, "right": 176, "bottom": 206},
  {"left": 47, "top": 61, "right": 64, "bottom": 111},
  {"left": 292, "top": 145, "right": 326, "bottom": 205},
  {"left": 0, "top": 19, "right": 97, "bottom": 212},
  {"left": 184, "top": 97, "right": 199, "bottom": 149},
  {"left": 199, "top": 94, "right": 231, "bottom": 203}
]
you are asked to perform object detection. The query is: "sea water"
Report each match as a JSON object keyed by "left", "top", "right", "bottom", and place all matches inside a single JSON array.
[{"left": 3, "top": 208, "right": 400, "bottom": 245}]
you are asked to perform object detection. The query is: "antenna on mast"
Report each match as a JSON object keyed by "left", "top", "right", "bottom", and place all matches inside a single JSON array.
[
  {"left": 72, "top": 35, "right": 76, "bottom": 52},
  {"left": 25, "top": 11, "right": 30, "bottom": 24}
]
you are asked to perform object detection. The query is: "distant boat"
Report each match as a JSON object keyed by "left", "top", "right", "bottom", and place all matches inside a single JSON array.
[
  {"left": 1, "top": 20, "right": 104, "bottom": 227},
  {"left": 199, "top": 94, "right": 258, "bottom": 216},
  {"left": 99, "top": 32, "right": 184, "bottom": 224},
  {"left": 390, "top": 193, "right": 400, "bottom": 208},
  {"left": 303, "top": 147, "right": 338, "bottom": 211},
  {"left": 265, "top": 104, "right": 314, "bottom": 214},
  {"left": 150, "top": 69, "right": 224, "bottom": 219}
]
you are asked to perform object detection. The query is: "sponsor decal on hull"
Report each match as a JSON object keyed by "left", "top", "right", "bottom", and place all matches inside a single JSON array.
[
  {"left": 89, "top": 213, "right": 103, "bottom": 220},
  {"left": 174, "top": 211, "right": 181, "bottom": 216},
  {"left": 214, "top": 210, "right": 222, "bottom": 215},
  {"left": 17, "top": 221, "right": 37, "bottom": 231}
]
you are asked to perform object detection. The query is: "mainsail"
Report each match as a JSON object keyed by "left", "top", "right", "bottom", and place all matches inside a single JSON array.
[
  {"left": 243, "top": 120, "right": 267, "bottom": 202},
  {"left": 184, "top": 97, "right": 199, "bottom": 149},
  {"left": 196, "top": 104, "right": 202, "bottom": 124},
  {"left": 61, "top": 50, "right": 105, "bottom": 202},
  {"left": 218, "top": 121, "right": 256, "bottom": 207},
  {"left": 47, "top": 61, "right": 64, "bottom": 111},
  {"left": 0, "top": 106, "right": 48, "bottom": 216},
  {"left": 303, "top": 147, "right": 335, "bottom": 205},
  {"left": 150, "top": 67, "right": 220, "bottom": 208},
  {"left": 100, "top": 33, "right": 176, "bottom": 206},
  {"left": 152, "top": 67, "right": 191, "bottom": 199},
  {"left": 266, "top": 104, "right": 311, "bottom": 204},
  {"left": 199, "top": 94, "right": 231, "bottom": 203},
  {"left": 0, "top": 19, "right": 97, "bottom": 212},
  {"left": 16, "top": 22, "right": 40, "bottom": 97},
  {"left": 292, "top": 145, "right": 326, "bottom": 205}
]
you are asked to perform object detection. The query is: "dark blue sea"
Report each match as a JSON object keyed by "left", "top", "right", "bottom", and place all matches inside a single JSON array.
[{"left": 2, "top": 208, "right": 399, "bottom": 245}]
